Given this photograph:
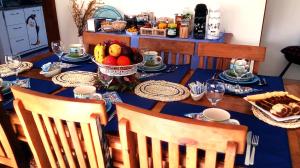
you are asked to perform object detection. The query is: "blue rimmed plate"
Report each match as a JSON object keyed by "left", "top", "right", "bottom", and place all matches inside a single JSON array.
[
  {"left": 62, "top": 54, "right": 91, "bottom": 63},
  {"left": 219, "top": 72, "right": 259, "bottom": 84},
  {"left": 138, "top": 64, "right": 167, "bottom": 72},
  {"left": 1, "top": 81, "right": 12, "bottom": 95}
]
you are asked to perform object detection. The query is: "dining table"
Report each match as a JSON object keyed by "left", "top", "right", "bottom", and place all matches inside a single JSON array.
[{"left": 2, "top": 51, "right": 300, "bottom": 168}]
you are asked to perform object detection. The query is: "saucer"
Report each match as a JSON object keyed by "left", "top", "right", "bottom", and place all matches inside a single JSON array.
[{"left": 138, "top": 64, "right": 167, "bottom": 72}]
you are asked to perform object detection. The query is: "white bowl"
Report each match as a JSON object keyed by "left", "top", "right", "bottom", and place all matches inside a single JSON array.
[
  {"left": 203, "top": 108, "right": 231, "bottom": 122},
  {"left": 190, "top": 90, "right": 205, "bottom": 101},
  {"left": 40, "top": 68, "right": 61, "bottom": 78}
]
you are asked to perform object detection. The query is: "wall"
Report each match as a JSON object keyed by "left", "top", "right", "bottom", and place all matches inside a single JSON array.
[
  {"left": 55, "top": 0, "right": 266, "bottom": 46},
  {"left": 260, "top": 0, "right": 300, "bottom": 80}
]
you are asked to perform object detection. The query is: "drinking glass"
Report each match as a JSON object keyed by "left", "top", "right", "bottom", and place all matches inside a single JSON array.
[
  {"left": 205, "top": 79, "right": 225, "bottom": 106},
  {"left": 98, "top": 70, "right": 113, "bottom": 88},
  {"left": 51, "top": 41, "right": 64, "bottom": 65},
  {"left": 232, "top": 59, "right": 250, "bottom": 89},
  {"left": 5, "top": 55, "right": 22, "bottom": 84}
]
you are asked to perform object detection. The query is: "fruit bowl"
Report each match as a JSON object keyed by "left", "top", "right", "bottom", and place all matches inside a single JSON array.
[{"left": 92, "top": 57, "right": 142, "bottom": 76}]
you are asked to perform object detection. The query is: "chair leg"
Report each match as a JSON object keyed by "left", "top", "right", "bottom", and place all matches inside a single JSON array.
[{"left": 280, "top": 62, "right": 292, "bottom": 77}]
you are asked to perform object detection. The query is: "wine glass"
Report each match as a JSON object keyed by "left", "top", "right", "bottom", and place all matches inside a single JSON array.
[
  {"left": 205, "top": 79, "right": 225, "bottom": 106},
  {"left": 51, "top": 41, "right": 64, "bottom": 65},
  {"left": 5, "top": 55, "right": 22, "bottom": 84},
  {"left": 98, "top": 69, "right": 113, "bottom": 89},
  {"left": 232, "top": 59, "right": 251, "bottom": 89}
]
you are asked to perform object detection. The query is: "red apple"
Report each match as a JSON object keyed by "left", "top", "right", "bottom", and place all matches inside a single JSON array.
[
  {"left": 103, "top": 56, "right": 118, "bottom": 65},
  {"left": 117, "top": 56, "right": 131, "bottom": 66}
]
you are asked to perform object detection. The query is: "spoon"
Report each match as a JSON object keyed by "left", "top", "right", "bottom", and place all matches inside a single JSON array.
[{"left": 258, "top": 77, "right": 264, "bottom": 86}]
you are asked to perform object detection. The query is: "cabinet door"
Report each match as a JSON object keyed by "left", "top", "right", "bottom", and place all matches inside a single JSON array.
[
  {"left": 3, "top": 9, "right": 25, "bottom": 26},
  {"left": 9, "top": 36, "right": 30, "bottom": 55},
  {"left": 24, "top": 6, "right": 48, "bottom": 49}
]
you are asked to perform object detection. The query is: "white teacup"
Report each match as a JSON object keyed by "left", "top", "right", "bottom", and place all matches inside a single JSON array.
[
  {"left": 202, "top": 108, "right": 239, "bottom": 125},
  {"left": 73, "top": 86, "right": 102, "bottom": 100},
  {"left": 69, "top": 44, "right": 86, "bottom": 57},
  {"left": 143, "top": 51, "right": 162, "bottom": 66}
]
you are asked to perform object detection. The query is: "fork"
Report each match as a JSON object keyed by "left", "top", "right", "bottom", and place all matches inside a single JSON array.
[
  {"left": 108, "top": 111, "right": 116, "bottom": 122},
  {"left": 249, "top": 135, "right": 259, "bottom": 165}
]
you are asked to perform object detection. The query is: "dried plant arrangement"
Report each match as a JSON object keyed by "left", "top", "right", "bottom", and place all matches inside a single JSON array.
[{"left": 70, "top": 0, "right": 97, "bottom": 36}]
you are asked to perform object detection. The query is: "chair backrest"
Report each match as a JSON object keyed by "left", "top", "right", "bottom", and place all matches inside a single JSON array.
[
  {"left": 116, "top": 103, "right": 248, "bottom": 168},
  {"left": 11, "top": 86, "right": 108, "bottom": 168},
  {"left": 197, "top": 43, "right": 266, "bottom": 73},
  {"left": 139, "top": 37, "right": 195, "bottom": 65},
  {"left": 83, "top": 31, "right": 131, "bottom": 54},
  {"left": 0, "top": 94, "right": 20, "bottom": 168}
]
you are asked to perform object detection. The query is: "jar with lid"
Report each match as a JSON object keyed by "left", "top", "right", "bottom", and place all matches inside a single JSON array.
[
  {"left": 179, "top": 22, "right": 189, "bottom": 38},
  {"left": 167, "top": 23, "right": 177, "bottom": 38}
]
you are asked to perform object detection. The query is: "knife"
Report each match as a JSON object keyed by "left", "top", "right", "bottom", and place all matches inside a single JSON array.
[{"left": 244, "top": 131, "right": 252, "bottom": 166}]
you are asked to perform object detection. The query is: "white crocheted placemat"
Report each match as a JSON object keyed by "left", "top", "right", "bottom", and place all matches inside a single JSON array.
[
  {"left": 135, "top": 80, "right": 190, "bottom": 102},
  {"left": 0, "top": 62, "right": 33, "bottom": 77},
  {"left": 52, "top": 71, "right": 97, "bottom": 87}
]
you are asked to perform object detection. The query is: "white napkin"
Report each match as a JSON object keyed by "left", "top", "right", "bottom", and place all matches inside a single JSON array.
[{"left": 41, "top": 62, "right": 52, "bottom": 72}]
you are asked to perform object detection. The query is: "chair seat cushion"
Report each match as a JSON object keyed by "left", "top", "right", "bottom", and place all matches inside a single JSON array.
[{"left": 281, "top": 46, "right": 300, "bottom": 65}]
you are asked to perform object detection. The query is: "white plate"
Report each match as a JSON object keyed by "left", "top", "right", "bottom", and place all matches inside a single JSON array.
[{"left": 244, "top": 97, "right": 300, "bottom": 122}]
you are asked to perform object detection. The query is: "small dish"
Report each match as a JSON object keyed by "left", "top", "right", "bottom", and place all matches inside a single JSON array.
[
  {"left": 190, "top": 91, "right": 205, "bottom": 101},
  {"left": 40, "top": 67, "right": 61, "bottom": 78}
]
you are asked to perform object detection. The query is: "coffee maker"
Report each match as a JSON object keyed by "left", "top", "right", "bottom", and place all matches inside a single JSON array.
[{"left": 193, "top": 4, "right": 208, "bottom": 39}]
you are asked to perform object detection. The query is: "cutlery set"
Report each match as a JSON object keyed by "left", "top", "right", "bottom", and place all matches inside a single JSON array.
[{"left": 244, "top": 131, "right": 260, "bottom": 166}]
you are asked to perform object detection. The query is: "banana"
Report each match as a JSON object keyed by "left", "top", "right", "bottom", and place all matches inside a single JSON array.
[{"left": 94, "top": 44, "right": 106, "bottom": 63}]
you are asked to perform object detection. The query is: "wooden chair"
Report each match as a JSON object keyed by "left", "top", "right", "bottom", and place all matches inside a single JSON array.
[
  {"left": 0, "top": 93, "right": 23, "bottom": 167},
  {"left": 139, "top": 37, "right": 195, "bottom": 65},
  {"left": 11, "top": 86, "right": 109, "bottom": 168},
  {"left": 83, "top": 31, "right": 131, "bottom": 54},
  {"left": 197, "top": 43, "right": 266, "bottom": 73},
  {"left": 116, "top": 103, "right": 248, "bottom": 168}
]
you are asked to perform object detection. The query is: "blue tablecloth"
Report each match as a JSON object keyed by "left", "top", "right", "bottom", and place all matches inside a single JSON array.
[
  {"left": 160, "top": 102, "right": 291, "bottom": 168},
  {"left": 142, "top": 64, "right": 190, "bottom": 83},
  {"left": 33, "top": 54, "right": 98, "bottom": 72},
  {"left": 188, "top": 69, "right": 285, "bottom": 96},
  {"left": 2, "top": 76, "right": 61, "bottom": 110}
]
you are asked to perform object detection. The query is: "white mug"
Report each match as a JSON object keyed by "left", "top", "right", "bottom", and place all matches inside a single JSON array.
[
  {"left": 142, "top": 51, "right": 162, "bottom": 66},
  {"left": 69, "top": 44, "right": 86, "bottom": 56},
  {"left": 73, "top": 86, "right": 102, "bottom": 100},
  {"left": 203, "top": 108, "right": 240, "bottom": 125}
]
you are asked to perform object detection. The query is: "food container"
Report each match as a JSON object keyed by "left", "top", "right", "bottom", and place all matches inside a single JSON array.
[
  {"left": 167, "top": 23, "right": 177, "bottom": 38},
  {"left": 179, "top": 23, "right": 189, "bottom": 38},
  {"left": 112, "top": 20, "right": 127, "bottom": 32}
]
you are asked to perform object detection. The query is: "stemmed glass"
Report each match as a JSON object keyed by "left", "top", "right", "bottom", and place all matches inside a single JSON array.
[
  {"left": 205, "top": 79, "right": 225, "bottom": 106},
  {"left": 232, "top": 59, "right": 251, "bottom": 89},
  {"left": 51, "top": 41, "right": 64, "bottom": 66},
  {"left": 98, "top": 69, "right": 113, "bottom": 89},
  {"left": 5, "top": 55, "right": 22, "bottom": 84}
]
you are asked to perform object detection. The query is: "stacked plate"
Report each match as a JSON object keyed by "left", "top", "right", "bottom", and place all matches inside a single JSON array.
[
  {"left": 138, "top": 63, "right": 167, "bottom": 72},
  {"left": 219, "top": 69, "right": 259, "bottom": 84},
  {"left": 62, "top": 53, "right": 91, "bottom": 63}
]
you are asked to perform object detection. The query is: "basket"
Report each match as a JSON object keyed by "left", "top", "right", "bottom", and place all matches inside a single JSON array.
[
  {"left": 140, "top": 27, "right": 167, "bottom": 37},
  {"left": 92, "top": 58, "right": 142, "bottom": 76},
  {"left": 112, "top": 21, "right": 127, "bottom": 32}
]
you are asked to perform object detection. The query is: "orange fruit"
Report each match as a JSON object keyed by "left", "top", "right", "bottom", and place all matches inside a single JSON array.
[
  {"left": 103, "top": 56, "right": 118, "bottom": 65},
  {"left": 117, "top": 56, "right": 131, "bottom": 66}
]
